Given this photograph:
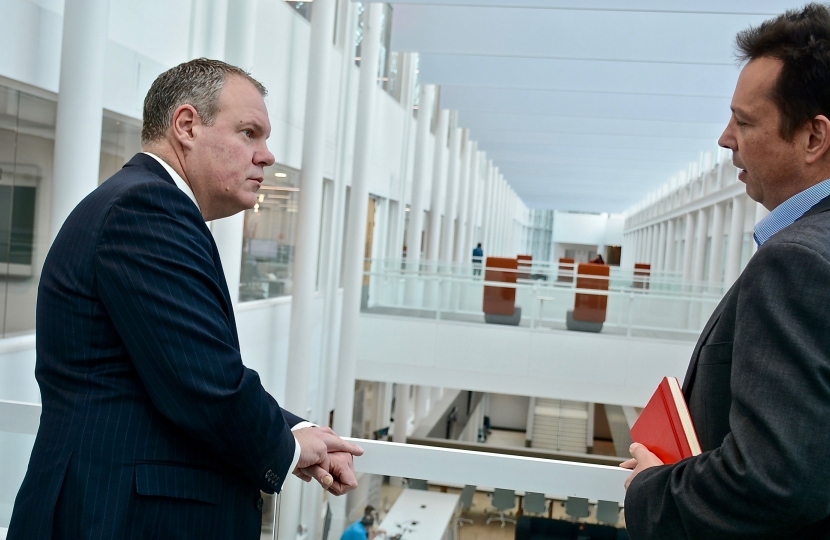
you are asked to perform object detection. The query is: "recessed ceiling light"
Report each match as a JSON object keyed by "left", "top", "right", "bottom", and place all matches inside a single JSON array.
[{"left": 274, "top": 172, "right": 287, "bottom": 178}]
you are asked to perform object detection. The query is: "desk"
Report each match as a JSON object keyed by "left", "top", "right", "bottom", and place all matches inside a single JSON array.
[{"left": 379, "top": 490, "right": 460, "bottom": 540}]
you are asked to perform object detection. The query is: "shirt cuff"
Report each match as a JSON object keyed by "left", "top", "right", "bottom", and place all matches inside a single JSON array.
[{"left": 289, "top": 422, "right": 318, "bottom": 474}]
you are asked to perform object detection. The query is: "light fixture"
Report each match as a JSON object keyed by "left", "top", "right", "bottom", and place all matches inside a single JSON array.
[
  {"left": 258, "top": 194, "right": 265, "bottom": 203},
  {"left": 267, "top": 194, "right": 290, "bottom": 200},
  {"left": 274, "top": 172, "right": 287, "bottom": 178},
  {"left": 254, "top": 203, "right": 260, "bottom": 213},
  {"left": 405, "top": 208, "right": 411, "bottom": 212}
]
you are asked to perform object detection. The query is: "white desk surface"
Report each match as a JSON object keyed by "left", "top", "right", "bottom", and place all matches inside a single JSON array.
[{"left": 378, "top": 490, "right": 460, "bottom": 540}]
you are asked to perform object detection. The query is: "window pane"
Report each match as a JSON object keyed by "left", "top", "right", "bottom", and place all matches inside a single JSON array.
[
  {"left": 239, "top": 164, "right": 300, "bottom": 302},
  {"left": 99, "top": 115, "right": 142, "bottom": 185},
  {"left": 0, "top": 86, "right": 57, "bottom": 337}
]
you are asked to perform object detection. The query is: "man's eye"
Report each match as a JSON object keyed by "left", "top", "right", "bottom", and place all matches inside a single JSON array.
[
  {"left": 736, "top": 119, "right": 748, "bottom": 127},
  {"left": 244, "top": 129, "right": 254, "bottom": 137}
]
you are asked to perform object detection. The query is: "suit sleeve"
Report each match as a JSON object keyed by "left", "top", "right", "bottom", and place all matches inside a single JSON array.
[
  {"left": 625, "top": 241, "right": 830, "bottom": 539},
  {"left": 95, "top": 181, "right": 300, "bottom": 493}
]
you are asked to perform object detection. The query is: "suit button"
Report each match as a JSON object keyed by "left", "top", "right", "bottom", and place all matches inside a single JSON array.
[{"left": 256, "top": 497, "right": 264, "bottom": 511}]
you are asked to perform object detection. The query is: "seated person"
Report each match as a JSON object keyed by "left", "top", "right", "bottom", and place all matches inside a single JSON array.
[{"left": 341, "top": 506, "right": 386, "bottom": 540}]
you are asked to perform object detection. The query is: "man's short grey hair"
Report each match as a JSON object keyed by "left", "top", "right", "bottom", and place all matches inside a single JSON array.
[{"left": 141, "top": 58, "right": 267, "bottom": 144}]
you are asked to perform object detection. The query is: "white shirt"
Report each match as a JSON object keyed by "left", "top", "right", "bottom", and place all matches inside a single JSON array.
[{"left": 143, "top": 151, "right": 313, "bottom": 479}]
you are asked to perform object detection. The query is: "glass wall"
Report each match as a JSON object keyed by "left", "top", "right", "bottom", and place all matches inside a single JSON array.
[
  {"left": 0, "top": 84, "right": 57, "bottom": 338},
  {"left": 239, "top": 164, "right": 300, "bottom": 302},
  {"left": 99, "top": 115, "right": 142, "bottom": 184}
]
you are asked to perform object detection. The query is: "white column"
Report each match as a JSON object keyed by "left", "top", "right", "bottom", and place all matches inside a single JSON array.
[
  {"left": 211, "top": 0, "right": 259, "bottom": 304},
  {"left": 332, "top": 2, "right": 383, "bottom": 437},
  {"left": 224, "top": 0, "right": 258, "bottom": 71},
  {"left": 724, "top": 195, "right": 747, "bottom": 286},
  {"left": 644, "top": 226, "right": 654, "bottom": 264},
  {"left": 426, "top": 110, "right": 450, "bottom": 266},
  {"left": 708, "top": 201, "right": 726, "bottom": 289},
  {"left": 391, "top": 383, "right": 411, "bottom": 487},
  {"left": 691, "top": 208, "right": 709, "bottom": 287},
  {"left": 479, "top": 160, "right": 493, "bottom": 259},
  {"left": 439, "top": 126, "right": 463, "bottom": 266},
  {"left": 189, "top": 0, "right": 228, "bottom": 59},
  {"left": 664, "top": 219, "right": 676, "bottom": 273},
  {"left": 454, "top": 140, "right": 475, "bottom": 265},
  {"left": 49, "top": 0, "right": 111, "bottom": 242},
  {"left": 284, "top": 0, "right": 336, "bottom": 423},
  {"left": 280, "top": 2, "right": 337, "bottom": 540},
  {"left": 460, "top": 148, "right": 480, "bottom": 264},
  {"left": 655, "top": 222, "right": 667, "bottom": 271},
  {"left": 404, "top": 85, "right": 436, "bottom": 304},
  {"left": 414, "top": 386, "right": 430, "bottom": 426},
  {"left": 682, "top": 213, "right": 696, "bottom": 283}
]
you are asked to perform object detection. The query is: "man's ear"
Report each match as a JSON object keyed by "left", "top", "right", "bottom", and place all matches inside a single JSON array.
[
  {"left": 170, "top": 104, "right": 201, "bottom": 150},
  {"left": 805, "top": 114, "right": 830, "bottom": 165}
]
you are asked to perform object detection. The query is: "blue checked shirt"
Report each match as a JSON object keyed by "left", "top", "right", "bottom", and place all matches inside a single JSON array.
[{"left": 754, "top": 178, "right": 830, "bottom": 247}]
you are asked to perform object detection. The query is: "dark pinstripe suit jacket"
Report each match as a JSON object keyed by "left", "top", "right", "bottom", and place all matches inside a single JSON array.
[
  {"left": 8, "top": 153, "right": 303, "bottom": 539},
  {"left": 625, "top": 195, "right": 830, "bottom": 539}
]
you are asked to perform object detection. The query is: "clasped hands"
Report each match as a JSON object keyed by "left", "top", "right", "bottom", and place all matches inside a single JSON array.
[{"left": 293, "top": 427, "right": 364, "bottom": 496}]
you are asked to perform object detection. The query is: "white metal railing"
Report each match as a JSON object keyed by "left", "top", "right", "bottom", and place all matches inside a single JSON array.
[
  {"left": 0, "top": 400, "right": 629, "bottom": 529},
  {"left": 364, "top": 266, "right": 721, "bottom": 338}
]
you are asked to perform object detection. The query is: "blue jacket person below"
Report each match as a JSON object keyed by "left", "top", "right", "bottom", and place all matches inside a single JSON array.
[{"left": 7, "top": 59, "right": 363, "bottom": 540}]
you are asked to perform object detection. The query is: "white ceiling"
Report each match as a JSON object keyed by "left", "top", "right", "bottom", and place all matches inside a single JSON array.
[{"left": 381, "top": 0, "right": 807, "bottom": 212}]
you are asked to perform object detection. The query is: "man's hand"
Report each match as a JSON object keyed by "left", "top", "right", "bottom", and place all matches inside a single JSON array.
[
  {"left": 621, "top": 442, "right": 664, "bottom": 490},
  {"left": 292, "top": 427, "right": 364, "bottom": 490}
]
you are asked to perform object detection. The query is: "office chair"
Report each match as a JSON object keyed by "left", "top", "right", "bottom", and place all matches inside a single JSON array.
[
  {"left": 456, "top": 485, "right": 476, "bottom": 527},
  {"left": 407, "top": 478, "right": 429, "bottom": 490},
  {"left": 565, "top": 496, "right": 590, "bottom": 520},
  {"left": 522, "top": 492, "right": 547, "bottom": 515},
  {"left": 486, "top": 488, "right": 517, "bottom": 528},
  {"left": 596, "top": 500, "right": 620, "bottom": 525}
]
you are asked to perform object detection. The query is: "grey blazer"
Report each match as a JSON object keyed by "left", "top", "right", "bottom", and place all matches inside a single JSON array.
[{"left": 625, "top": 195, "right": 830, "bottom": 540}]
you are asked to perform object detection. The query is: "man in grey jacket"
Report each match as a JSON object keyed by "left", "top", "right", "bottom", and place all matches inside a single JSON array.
[{"left": 623, "top": 4, "right": 830, "bottom": 539}]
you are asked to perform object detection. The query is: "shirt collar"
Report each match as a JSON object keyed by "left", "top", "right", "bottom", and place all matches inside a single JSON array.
[
  {"left": 142, "top": 152, "right": 201, "bottom": 212},
  {"left": 753, "top": 177, "right": 830, "bottom": 247}
]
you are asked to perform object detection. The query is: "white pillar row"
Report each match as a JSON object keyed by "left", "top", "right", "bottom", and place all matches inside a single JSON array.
[
  {"left": 484, "top": 171, "right": 496, "bottom": 254},
  {"left": 454, "top": 140, "right": 475, "bottom": 265},
  {"left": 708, "top": 201, "right": 726, "bottom": 289},
  {"left": 655, "top": 221, "right": 667, "bottom": 272},
  {"left": 479, "top": 161, "right": 493, "bottom": 257},
  {"left": 497, "top": 177, "right": 507, "bottom": 255},
  {"left": 682, "top": 213, "right": 696, "bottom": 283},
  {"left": 489, "top": 168, "right": 500, "bottom": 254},
  {"left": 426, "top": 110, "right": 450, "bottom": 266},
  {"left": 665, "top": 219, "right": 676, "bottom": 273},
  {"left": 280, "top": 1, "right": 338, "bottom": 539},
  {"left": 439, "top": 126, "right": 463, "bottom": 267},
  {"left": 332, "top": 1, "right": 383, "bottom": 435},
  {"left": 211, "top": 0, "right": 260, "bottom": 304},
  {"left": 49, "top": 0, "right": 110, "bottom": 243},
  {"left": 691, "top": 207, "right": 710, "bottom": 287},
  {"left": 648, "top": 225, "right": 658, "bottom": 266},
  {"left": 403, "top": 84, "right": 436, "bottom": 305},
  {"left": 724, "top": 195, "right": 747, "bottom": 287},
  {"left": 460, "top": 148, "right": 481, "bottom": 264},
  {"left": 643, "top": 226, "right": 653, "bottom": 264}
]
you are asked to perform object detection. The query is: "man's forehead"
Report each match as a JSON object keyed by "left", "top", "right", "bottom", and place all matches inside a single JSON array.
[{"left": 733, "top": 57, "right": 782, "bottom": 110}]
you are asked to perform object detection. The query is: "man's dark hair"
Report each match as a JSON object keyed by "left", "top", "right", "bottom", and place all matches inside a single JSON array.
[
  {"left": 736, "top": 3, "right": 830, "bottom": 141},
  {"left": 141, "top": 58, "right": 267, "bottom": 144}
]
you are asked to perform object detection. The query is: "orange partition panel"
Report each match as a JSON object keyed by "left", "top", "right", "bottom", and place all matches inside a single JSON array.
[
  {"left": 483, "top": 257, "right": 518, "bottom": 316},
  {"left": 558, "top": 257, "right": 575, "bottom": 283},
  {"left": 573, "top": 263, "right": 610, "bottom": 323},
  {"left": 634, "top": 263, "right": 651, "bottom": 289},
  {"left": 517, "top": 254, "right": 533, "bottom": 280}
]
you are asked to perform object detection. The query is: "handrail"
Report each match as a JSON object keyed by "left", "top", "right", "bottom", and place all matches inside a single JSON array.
[
  {"left": 347, "top": 437, "right": 628, "bottom": 502},
  {"left": 0, "top": 401, "right": 629, "bottom": 504},
  {"left": 0, "top": 399, "right": 40, "bottom": 435}
]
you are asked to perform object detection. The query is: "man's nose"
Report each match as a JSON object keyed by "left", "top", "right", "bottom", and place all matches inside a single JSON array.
[
  {"left": 718, "top": 123, "right": 736, "bottom": 151},
  {"left": 257, "top": 145, "right": 276, "bottom": 167}
]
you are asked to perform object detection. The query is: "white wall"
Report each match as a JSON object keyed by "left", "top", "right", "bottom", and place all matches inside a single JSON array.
[
  {"left": 487, "top": 393, "right": 529, "bottom": 431},
  {"left": 356, "top": 314, "right": 694, "bottom": 408}
]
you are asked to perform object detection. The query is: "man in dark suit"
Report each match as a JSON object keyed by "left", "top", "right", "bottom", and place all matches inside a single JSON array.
[
  {"left": 623, "top": 5, "right": 830, "bottom": 539},
  {"left": 7, "top": 59, "right": 363, "bottom": 539}
]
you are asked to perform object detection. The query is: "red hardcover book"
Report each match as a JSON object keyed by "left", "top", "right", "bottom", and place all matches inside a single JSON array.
[{"left": 630, "top": 376, "right": 702, "bottom": 464}]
